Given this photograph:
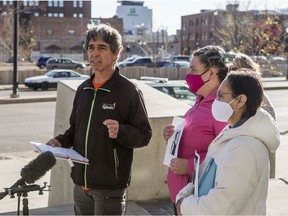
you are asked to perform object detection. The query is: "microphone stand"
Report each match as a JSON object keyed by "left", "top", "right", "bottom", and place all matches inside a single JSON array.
[{"left": 0, "top": 182, "right": 51, "bottom": 216}]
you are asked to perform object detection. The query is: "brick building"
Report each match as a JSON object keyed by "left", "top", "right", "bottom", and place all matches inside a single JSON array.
[
  {"left": 0, "top": 0, "right": 123, "bottom": 62},
  {"left": 181, "top": 4, "right": 288, "bottom": 56}
]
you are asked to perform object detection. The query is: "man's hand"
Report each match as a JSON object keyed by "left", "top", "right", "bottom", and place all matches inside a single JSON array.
[
  {"left": 46, "top": 139, "right": 62, "bottom": 147},
  {"left": 103, "top": 119, "right": 119, "bottom": 139},
  {"left": 163, "top": 124, "right": 174, "bottom": 142}
]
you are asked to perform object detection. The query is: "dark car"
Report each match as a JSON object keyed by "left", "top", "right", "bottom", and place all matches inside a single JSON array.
[
  {"left": 163, "top": 61, "right": 190, "bottom": 68},
  {"left": 119, "top": 57, "right": 154, "bottom": 67},
  {"left": 154, "top": 61, "right": 170, "bottom": 67},
  {"left": 170, "top": 55, "right": 190, "bottom": 62},
  {"left": 46, "top": 58, "right": 86, "bottom": 70},
  {"left": 36, "top": 56, "right": 51, "bottom": 69}
]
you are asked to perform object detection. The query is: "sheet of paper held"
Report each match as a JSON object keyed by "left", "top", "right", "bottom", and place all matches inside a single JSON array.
[{"left": 163, "top": 116, "right": 185, "bottom": 167}]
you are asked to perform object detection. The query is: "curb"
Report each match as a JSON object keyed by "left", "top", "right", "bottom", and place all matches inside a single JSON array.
[{"left": 0, "top": 97, "right": 56, "bottom": 105}]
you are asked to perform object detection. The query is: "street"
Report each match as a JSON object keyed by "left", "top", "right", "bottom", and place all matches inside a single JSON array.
[
  {"left": 0, "top": 101, "right": 55, "bottom": 153},
  {"left": 265, "top": 89, "right": 288, "bottom": 133}
]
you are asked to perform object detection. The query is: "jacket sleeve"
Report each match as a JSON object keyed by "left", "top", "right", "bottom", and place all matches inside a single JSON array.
[
  {"left": 177, "top": 142, "right": 261, "bottom": 215},
  {"left": 117, "top": 88, "right": 152, "bottom": 148}
]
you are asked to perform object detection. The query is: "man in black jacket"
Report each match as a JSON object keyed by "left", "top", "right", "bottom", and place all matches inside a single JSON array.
[{"left": 47, "top": 23, "right": 152, "bottom": 215}]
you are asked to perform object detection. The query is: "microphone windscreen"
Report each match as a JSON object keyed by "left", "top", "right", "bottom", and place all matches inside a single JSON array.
[{"left": 20, "top": 151, "right": 56, "bottom": 184}]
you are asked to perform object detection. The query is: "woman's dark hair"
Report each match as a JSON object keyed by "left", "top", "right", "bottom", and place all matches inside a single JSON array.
[
  {"left": 83, "top": 23, "right": 123, "bottom": 61},
  {"left": 192, "top": 45, "right": 232, "bottom": 82},
  {"left": 227, "top": 69, "right": 264, "bottom": 119}
]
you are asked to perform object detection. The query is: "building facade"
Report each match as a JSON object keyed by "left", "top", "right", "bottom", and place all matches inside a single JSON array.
[
  {"left": 181, "top": 4, "right": 288, "bottom": 56},
  {"left": 116, "top": 0, "right": 152, "bottom": 35},
  {"left": 0, "top": 0, "right": 123, "bottom": 62}
]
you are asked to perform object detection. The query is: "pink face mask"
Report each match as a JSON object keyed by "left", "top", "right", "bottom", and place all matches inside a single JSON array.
[
  {"left": 185, "top": 67, "right": 210, "bottom": 94},
  {"left": 185, "top": 74, "right": 205, "bottom": 94}
]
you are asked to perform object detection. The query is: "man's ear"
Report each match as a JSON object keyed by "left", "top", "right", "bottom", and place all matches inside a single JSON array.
[
  {"left": 236, "top": 94, "right": 247, "bottom": 108},
  {"left": 113, "top": 49, "right": 121, "bottom": 62}
]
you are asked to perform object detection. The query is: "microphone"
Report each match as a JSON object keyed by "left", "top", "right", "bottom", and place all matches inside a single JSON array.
[
  {"left": 20, "top": 151, "right": 56, "bottom": 184},
  {"left": 0, "top": 151, "right": 56, "bottom": 200}
]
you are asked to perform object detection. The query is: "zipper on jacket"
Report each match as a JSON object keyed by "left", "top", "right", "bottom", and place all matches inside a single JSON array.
[
  {"left": 113, "top": 147, "right": 119, "bottom": 178},
  {"left": 83, "top": 86, "right": 111, "bottom": 188}
]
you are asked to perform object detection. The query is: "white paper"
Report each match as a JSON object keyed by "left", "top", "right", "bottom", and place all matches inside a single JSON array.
[
  {"left": 193, "top": 151, "right": 200, "bottom": 196},
  {"left": 163, "top": 116, "right": 185, "bottom": 167},
  {"left": 31, "top": 141, "right": 89, "bottom": 165}
]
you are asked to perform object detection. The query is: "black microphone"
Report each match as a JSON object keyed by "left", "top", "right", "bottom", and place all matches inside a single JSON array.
[
  {"left": 20, "top": 151, "right": 56, "bottom": 184},
  {"left": 0, "top": 151, "right": 56, "bottom": 200}
]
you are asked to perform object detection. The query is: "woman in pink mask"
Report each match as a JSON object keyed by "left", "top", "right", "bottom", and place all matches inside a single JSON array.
[{"left": 163, "top": 45, "right": 235, "bottom": 214}]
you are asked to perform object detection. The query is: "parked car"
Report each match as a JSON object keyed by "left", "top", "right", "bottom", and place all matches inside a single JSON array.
[
  {"left": 24, "top": 69, "right": 90, "bottom": 90},
  {"left": 170, "top": 55, "right": 191, "bottom": 62},
  {"left": 36, "top": 56, "right": 51, "bottom": 69},
  {"left": 46, "top": 58, "right": 86, "bottom": 70},
  {"left": 163, "top": 61, "right": 190, "bottom": 68},
  {"left": 271, "top": 56, "right": 287, "bottom": 64},
  {"left": 119, "top": 56, "right": 154, "bottom": 68},
  {"left": 154, "top": 61, "right": 170, "bottom": 67},
  {"left": 140, "top": 76, "right": 196, "bottom": 106},
  {"left": 116, "top": 55, "right": 140, "bottom": 67}
]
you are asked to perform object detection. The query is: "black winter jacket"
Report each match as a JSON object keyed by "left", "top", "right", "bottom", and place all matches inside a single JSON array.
[{"left": 55, "top": 68, "right": 152, "bottom": 189}]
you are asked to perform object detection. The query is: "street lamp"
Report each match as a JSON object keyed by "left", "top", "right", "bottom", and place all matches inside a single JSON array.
[
  {"left": 11, "top": 0, "right": 19, "bottom": 98},
  {"left": 285, "top": 27, "right": 288, "bottom": 80}
]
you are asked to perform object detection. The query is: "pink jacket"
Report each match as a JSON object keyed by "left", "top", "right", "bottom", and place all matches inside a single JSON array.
[{"left": 167, "top": 92, "right": 227, "bottom": 203}]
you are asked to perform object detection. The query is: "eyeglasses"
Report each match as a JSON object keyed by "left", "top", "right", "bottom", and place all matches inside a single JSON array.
[{"left": 216, "top": 92, "right": 234, "bottom": 100}]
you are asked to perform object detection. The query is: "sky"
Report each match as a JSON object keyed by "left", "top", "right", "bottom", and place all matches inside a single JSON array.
[{"left": 92, "top": 0, "right": 288, "bottom": 35}]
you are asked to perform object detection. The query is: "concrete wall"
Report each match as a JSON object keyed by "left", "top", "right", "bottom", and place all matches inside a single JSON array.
[{"left": 48, "top": 79, "right": 190, "bottom": 206}]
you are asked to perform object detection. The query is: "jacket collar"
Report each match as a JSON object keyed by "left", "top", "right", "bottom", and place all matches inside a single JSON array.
[{"left": 84, "top": 67, "right": 120, "bottom": 90}]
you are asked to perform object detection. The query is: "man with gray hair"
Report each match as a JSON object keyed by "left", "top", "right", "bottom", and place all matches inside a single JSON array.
[{"left": 47, "top": 23, "right": 152, "bottom": 215}]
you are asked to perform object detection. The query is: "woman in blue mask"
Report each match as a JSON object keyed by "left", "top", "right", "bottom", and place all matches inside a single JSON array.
[
  {"left": 176, "top": 69, "right": 280, "bottom": 215},
  {"left": 162, "top": 45, "right": 235, "bottom": 214}
]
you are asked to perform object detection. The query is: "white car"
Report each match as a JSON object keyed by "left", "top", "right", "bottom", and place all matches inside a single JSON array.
[
  {"left": 140, "top": 76, "right": 196, "bottom": 106},
  {"left": 24, "top": 69, "right": 90, "bottom": 90}
]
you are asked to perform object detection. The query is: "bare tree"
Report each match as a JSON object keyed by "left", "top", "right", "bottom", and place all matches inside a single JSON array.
[
  {"left": 0, "top": 2, "right": 38, "bottom": 61},
  {"left": 0, "top": 6, "right": 14, "bottom": 59}
]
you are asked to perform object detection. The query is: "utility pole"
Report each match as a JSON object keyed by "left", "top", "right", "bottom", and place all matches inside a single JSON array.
[{"left": 11, "top": 0, "right": 19, "bottom": 98}]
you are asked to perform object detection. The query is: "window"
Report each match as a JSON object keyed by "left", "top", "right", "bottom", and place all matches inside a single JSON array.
[
  {"left": 67, "top": 30, "right": 76, "bottom": 35},
  {"left": 48, "top": 0, "right": 52, "bottom": 7},
  {"left": 53, "top": 0, "right": 58, "bottom": 7},
  {"left": 73, "top": 13, "right": 77, "bottom": 18},
  {"left": 3, "top": 0, "right": 13, "bottom": 5},
  {"left": 59, "top": 13, "right": 64, "bottom": 17},
  {"left": 59, "top": 0, "right": 64, "bottom": 7},
  {"left": 70, "top": 72, "right": 80, "bottom": 77},
  {"left": 79, "top": 13, "right": 83, "bottom": 18},
  {"left": 48, "top": 13, "right": 53, "bottom": 17},
  {"left": 53, "top": 13, "right": 58, "bottom": 17},
  {"left": 34, "top": 12, "right": 39, "bottom": 17},
  {"left": 79, "top": 0, "right": 83, "bottom": 7},
  {"left": 73, "top": 0, "right": 77, "bottom": 7},
  {"left": 46, "top": 29, "right": 54, "bottom": 35}
]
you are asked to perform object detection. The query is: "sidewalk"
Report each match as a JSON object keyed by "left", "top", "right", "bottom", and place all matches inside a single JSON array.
[
  {"left": 0, "top": 135, "right": 287, "bottom": 215},
  {"left": 0, "top": 77, "right": 287, "bottom": 215}
]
